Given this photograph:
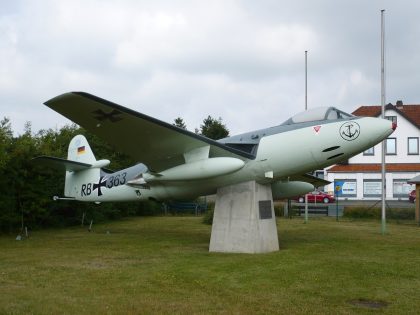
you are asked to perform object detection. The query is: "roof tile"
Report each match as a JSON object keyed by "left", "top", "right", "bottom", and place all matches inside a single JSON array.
[
  {"left": 327, "top": 163, "right": 420, "bottom": 173},
  {"left": 352, "top": 104, "right": 420, "bottom": 128}
]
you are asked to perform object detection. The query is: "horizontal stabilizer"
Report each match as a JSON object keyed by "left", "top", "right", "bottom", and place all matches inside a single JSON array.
[{"left": 32, "top": 156, "right": 92, "bottom": 172}]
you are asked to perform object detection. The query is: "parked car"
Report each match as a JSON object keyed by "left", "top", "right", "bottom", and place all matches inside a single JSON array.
[
  {"left": 409, "top": 190, "right": 416, "bottom": 203},
  {"left": 294, "top": 191, "right": 335, "bottom": 204}
]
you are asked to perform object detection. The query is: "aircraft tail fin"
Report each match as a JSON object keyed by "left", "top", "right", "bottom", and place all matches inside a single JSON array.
[
  {"left": 33, "top": 135, "right": 109, "bottom": 199},
  {"left": 67, "top": 135, "right": 97, "bottom": 164},
  {"left": 65, "top": 135, "right": 106, "bottom": 198}
]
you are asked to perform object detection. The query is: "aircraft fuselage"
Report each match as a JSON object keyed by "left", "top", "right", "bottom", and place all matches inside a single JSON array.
[{"left": 75, "top": 115, "right": 394, "bottom": 202}]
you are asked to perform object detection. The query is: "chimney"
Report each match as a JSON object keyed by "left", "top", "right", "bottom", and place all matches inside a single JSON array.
[{"left": 396, "top": 100, "right": 403, "bottom": 109}]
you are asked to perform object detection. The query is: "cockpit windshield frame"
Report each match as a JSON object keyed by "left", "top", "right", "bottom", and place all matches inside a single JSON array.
[{"left": 282, "top": 106, "right": 354, "bottom": 125}]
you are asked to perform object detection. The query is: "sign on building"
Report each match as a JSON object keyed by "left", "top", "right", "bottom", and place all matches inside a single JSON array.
[{"left": 334, "top": 180, "right": 357, "bottom": 197}]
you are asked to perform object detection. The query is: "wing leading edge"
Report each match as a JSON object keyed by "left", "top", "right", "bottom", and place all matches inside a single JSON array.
[{"left": 44, "top": 92, "right": 254, "bottom": 172}]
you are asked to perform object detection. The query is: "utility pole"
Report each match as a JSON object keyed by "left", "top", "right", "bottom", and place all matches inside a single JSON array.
[
  {"left": 304, "top": 50, "right": 309, "bottom": 223},
  {"left": 305, "top": 50, "right": 308, "bottom": 111},
  {"left": 380, "top": 9, "right": 387, "bottom": 235}
]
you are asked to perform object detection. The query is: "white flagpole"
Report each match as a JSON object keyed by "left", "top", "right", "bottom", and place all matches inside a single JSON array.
[
  {"left": 304, "top": 50, "right": 309, "bottom": 223},
  {"left": 381, "top": 9, "right": 387, "bottom": 235},
  {"left": 305, "top": 50, "right": 308, "bottom": 111}
]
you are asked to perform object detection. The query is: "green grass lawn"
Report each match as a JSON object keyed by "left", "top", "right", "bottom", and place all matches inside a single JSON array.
[{"left": 1, "top": 217, "right": 420, "bottom": 314}]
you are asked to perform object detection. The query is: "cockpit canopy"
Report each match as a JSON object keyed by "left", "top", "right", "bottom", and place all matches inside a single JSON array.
[
  {"left": 282, "top": 107, "right": 354, "bottom": 125},
  {"left": 219, "top": 106, "right": 355, "bottom": 157}
]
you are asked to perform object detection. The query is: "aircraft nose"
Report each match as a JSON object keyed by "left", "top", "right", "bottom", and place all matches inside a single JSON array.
[
  {"left": 392, "top": 121, "right": 397, "bottom": 131},
  {"left": 380, "top": 117, "right": 397, "bottom": 134},
  {"left": 365, "top": 117, "right": 396, "bottom": 143},
  {"left": 311, "top": 116, "right": 395, "bottom": 168}
]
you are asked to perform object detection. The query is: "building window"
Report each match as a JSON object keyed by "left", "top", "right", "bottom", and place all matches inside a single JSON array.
[
  {"left": 408, "top": 137, "right": 419, "bottom": 155},
  {"left": 363, "top": 146, "right": 374, "bottom": 156},
  {"left": 363, "top": 180, "right": 382, "bottom": 197},
  {"left": 315, "top": 171, "right": 325, "bottom": 180},
  {"left": 385, "top": 138, "right": 397, "bottom": 155},
  {"left": 385, "top": 116, "right": 397, "bottom": 124},
  {"left": 315, "top": 171, "right": 325, "bottom": 191},
  {"left": 393, "top": 179, "right": 414, "bottom": 198}
]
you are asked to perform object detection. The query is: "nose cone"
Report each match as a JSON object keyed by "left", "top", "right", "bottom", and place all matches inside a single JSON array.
[
  {"left": 358, "top": 117, "right": 396, "bottom": 146},
  {"left": 392, "top": 122, "right": 397, "bottom": 131},
  {"left": 378, "top": 117, "right": 397, "bottom": 137},
  {"left": 310, "top": 116, "right": 396, "bottom": 169}
]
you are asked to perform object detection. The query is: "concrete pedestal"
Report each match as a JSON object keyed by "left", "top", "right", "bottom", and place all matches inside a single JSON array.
[{"left": 209, "top": 181, "right": 279, "bottom": 253}]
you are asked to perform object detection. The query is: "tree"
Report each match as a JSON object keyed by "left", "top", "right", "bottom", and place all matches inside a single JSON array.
[
  {"left": 0, "top": 122, "right": 43, "bottom": 232},
  {"left": 0, "top": 118, "right": 13, "bottom": 169},
  {"left": 198, "top": 116, "right": 229, "bottom": 140},
  {"left": 173, "top": 117, "right": 187, "bottom": 130},
  {"left": 0, "top": 119, "right": 166, "bottom": 233}
]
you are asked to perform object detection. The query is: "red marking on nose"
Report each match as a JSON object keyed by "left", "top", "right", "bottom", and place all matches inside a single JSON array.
[{"left": 392, "top": 122, "right": 397, "bottom": 130}]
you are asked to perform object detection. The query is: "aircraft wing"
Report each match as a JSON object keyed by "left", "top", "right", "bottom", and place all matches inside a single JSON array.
[
  {"left": 45, "top": 92, "right": 254, "bottom": 172},
  {"left": 289, "top": 173, "right": 331, "bottom": 188}
]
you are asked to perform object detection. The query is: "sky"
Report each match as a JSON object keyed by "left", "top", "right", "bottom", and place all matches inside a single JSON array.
[{"left": 1, "top": 0, "right": 419, "bottom": 135}]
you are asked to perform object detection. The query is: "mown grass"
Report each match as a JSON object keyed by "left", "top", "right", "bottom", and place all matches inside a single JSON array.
[{"left": 1, "top": 216, "right": 420, "bottom": 314}]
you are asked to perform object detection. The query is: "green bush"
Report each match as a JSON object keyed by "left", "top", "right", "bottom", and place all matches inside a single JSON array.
[
  {"left": 343, "top": 207, "right": 414, "bottom": 220},
  {"left": 388, "top": 208, "right": 415, "bottom": 220},
  {"left": 343, "top": 207, "right": 381, "bottom": 219},
  {"left": 274, "top": 204, "right": 284, "bottom": 217},
  {"left": 201, "top": 202, "right": 215, "bottom": 225},
  {"left": 202, "top": 208, "right": 214, "bottom": 225},
  {"left": 135, "top": 200, "right": 163, "bottom": 216}
]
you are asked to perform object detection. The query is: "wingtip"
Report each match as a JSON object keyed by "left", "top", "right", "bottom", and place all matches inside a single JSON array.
[{"left": 43, "top": 91, "right": 88, "bottom": 106}]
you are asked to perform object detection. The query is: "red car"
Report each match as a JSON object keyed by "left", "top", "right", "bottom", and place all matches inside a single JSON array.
[
  {"left": 409, "top": 190, "right": 416, "bottom": 203},
  {"left": 294, "top": 191, "right": 335, "bottom": 204}
]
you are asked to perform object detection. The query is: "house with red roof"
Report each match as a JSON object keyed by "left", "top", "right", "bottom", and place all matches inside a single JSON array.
[{"left": 325, "top": 101, "right": 420, "bottom": 200}]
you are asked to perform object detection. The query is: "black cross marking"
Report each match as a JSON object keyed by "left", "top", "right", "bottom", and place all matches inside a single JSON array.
[
  {"left": 92, "top": 109, "right": 123, "bottom": 123},
  {"left": 93, "top": 176, "right": 107, "bottom": 196}
]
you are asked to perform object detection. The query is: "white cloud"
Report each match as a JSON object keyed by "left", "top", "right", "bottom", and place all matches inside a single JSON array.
[{"left": 0, "top": 0, "right": 419, "bottom": 136}]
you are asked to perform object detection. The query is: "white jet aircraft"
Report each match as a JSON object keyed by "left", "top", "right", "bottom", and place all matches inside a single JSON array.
[{"left": 34, "top": 92, "right": 396, "bottom": 202}]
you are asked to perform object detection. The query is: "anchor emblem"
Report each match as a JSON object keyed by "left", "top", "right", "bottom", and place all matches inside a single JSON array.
[{"left": 339, "top": 121, "right": 360, "bottom": 141}]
